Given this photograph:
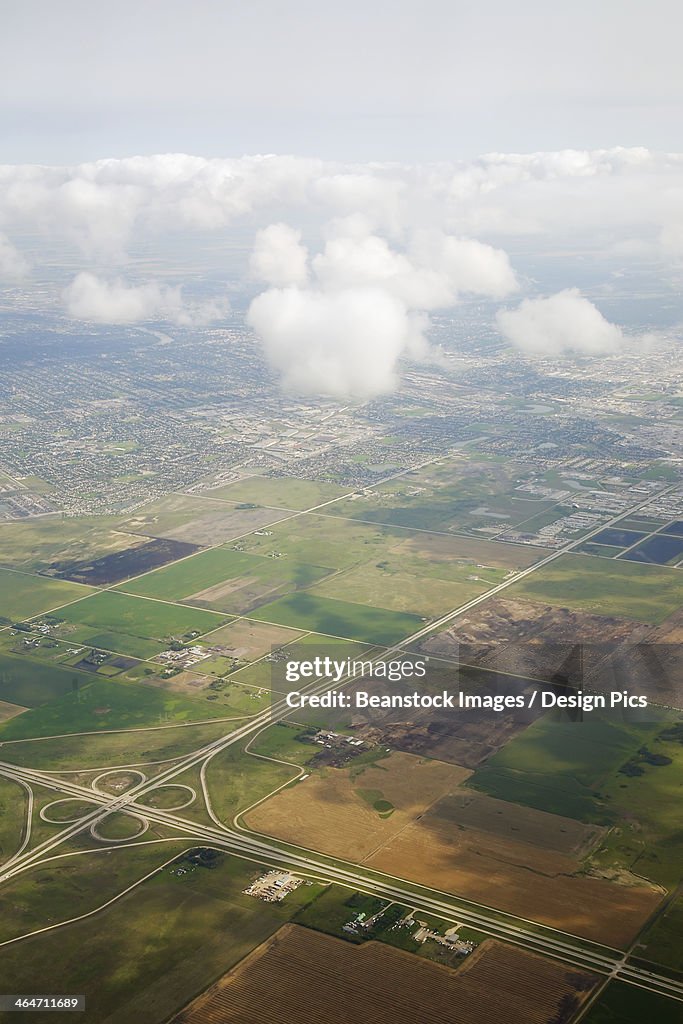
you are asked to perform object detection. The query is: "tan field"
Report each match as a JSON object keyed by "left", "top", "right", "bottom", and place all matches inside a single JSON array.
[
  {"left": 395, "top": 533, "right": 549, "bottom": 570},
  {"left": 368, "top": 811, "right": 661, "bottom": 947},
  {"left": 201, "top": 619, "right": 304, "bottom": 660},
  {"left": 246, "top": 755, "right": 661, "bottom": 947},
  {"left": 244, "top": 751, "right": 471, "bottom": 862},
  {"left": 0, "top": 699, "right": 27, "bottom": 723},
  {"left": 172, "top": 925, "right": 598, "bottom": 1024}
]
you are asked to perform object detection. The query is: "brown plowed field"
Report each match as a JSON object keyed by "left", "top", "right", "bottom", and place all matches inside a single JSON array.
[{"left": 172, "top": 925, "right": 597, "bottom": 1024}]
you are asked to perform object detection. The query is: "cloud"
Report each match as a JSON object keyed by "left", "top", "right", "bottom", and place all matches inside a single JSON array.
[
  {"left": 250, "top": 222, "right": 309, "bottom": 286},
  {"left": 247, "top": 285, "right": 428, "bottom": 399},
  {"left": 0, "top": 233, "right": 29, "bottom": 279},
  {"left": 63, "top": 272, "right": 226, "bottom": 326},
  {"left": 248, "top": 221, "right": 517, "bottom": 396},
  {"left": 496, "top": 288, "right": 625, "bottom": 356},
  {"left": 2, "top": 148, "right": 683, "bottom": 264}
]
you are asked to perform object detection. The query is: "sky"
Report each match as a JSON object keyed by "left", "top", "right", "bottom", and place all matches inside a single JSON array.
[
  {"left": 1, "top": 1, "right": 682, "bottom": 399},
  {"left": 1, "top": 0, "right": 683, "bottom": 163}
]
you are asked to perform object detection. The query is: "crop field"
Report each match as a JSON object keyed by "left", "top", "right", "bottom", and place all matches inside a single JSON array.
[
  {"left": 509, "top": 552, "right": 683, "bottom": 623},
  {"left": 367, "top": 807, "right": 661, "bottom": 946},
  {"left": 238, "top": 513, "right": 399, "bottom": 569},
  {"left": 0, "top": 854, "right": 319, "bottom": 1024},
  {"left": 0, "top": 567, "right": 92, "bottom": 622},
  {"left": 0, "top": 698, "right": 25, "bottom": 722},
  {"left": 0, "top": 651, "right": 93, "bottom": 707},
  {"left": 119, "top": 493, "right": 292, "bottom": 546},
  {"left": 584, "top": 982, "right": 683, "bottom": 1024},
  {"left": 249, "top": 592, "right": 423, "bottom": 643},
  {"left": 172, "top": 925, "right": 597, "bottom": 1024},
  {"left": 55, "top": 538, "right": 200, "bottom": 586},
  {"left": 0, "top": 674, "right": 234, "bottom": 740},
  {"left": 639, "top": 891, "right": 683, "bottom": 970},
  {"left": 119, "top": 546, "right": 333, "bottom": 614},
  {"left": 56, "top": 591, "right": 229, "bottom": 653},
  {"left": 245, "top": 751, "right": 471, "bottom": 861},
  {"left": 0, "top": 515, "right": 138, "bottom": 572},
  {"left": 204, "top": 474, "right": 346, "bottom": 509},
  {"left": 470, "top": 711, "right": 661, "bottom": 821}
]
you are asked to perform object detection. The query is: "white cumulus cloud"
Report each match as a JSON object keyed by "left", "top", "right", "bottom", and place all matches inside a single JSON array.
[
  {"left": 496, "top": 288, "right": 625, "bottom": 356},
  {"left": 0, "top": 233, "right": 29, "bottom": 279},
  {"left": 247, "top": 285, "right": 428, "bottom": 399},
  {"left": 248, "top": 221, "right": 517, "bottom": 396},
  {"left": 250, "top": 223, "right": 309, "bottom": 286},
  {"left": 63, "top": 272, "right": 226, "bottom": 326}
]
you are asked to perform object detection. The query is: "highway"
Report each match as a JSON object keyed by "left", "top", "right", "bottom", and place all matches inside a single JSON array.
[{"left": 3, "top": 756, "right": 683, "bottom": 1003}]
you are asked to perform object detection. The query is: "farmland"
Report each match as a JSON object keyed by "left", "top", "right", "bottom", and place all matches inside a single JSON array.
[
  {"left": 172, "top": 925, "right": 598, "bottom": 1024},
  {"left": 0, "top": 567, "right": 92, "bottom": 622},
  {"left": 0, "top": 515, "right": 138, "bottom": 573},
  {"left": 0, "top": 675, "right": 235, "bottom": 740},
  {"left": 55, "top": 591, "right": 229, "bottom": 656},
  {"left": 0, "top": 650, "right": 93, "bottom": 707},
  {"left": 509, "top": 553, "right": 683, "bottom": 624},
  {"left": 204, "top": 474, "right": 346, "bottom": 509},
  {"left": 0, "top": 853, "right": 320, "bottom": 1024},
  {"left": 119, "top": 493, "right": 292, "bottom": 546},
  {"left": 244, "top": 751, "right": 471, "bottom": 861},
  {"left": 248, "top": 592, "right": 423, "bottom": 643}
]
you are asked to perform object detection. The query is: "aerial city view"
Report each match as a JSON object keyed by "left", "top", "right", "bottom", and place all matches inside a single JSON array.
[{"left": 0, "top": 3, "right": 682, "bottom": 1023}]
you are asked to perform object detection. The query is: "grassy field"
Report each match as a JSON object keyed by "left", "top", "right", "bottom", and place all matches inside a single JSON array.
[
  {"left": 117, "top": 548, "right": 266, "bottom": 600},
  {"left": 0, "top": 676, "right": 237, "bottom": 740},
  {"left": 583, "top": 982, "right": 682, "bottom": 1023},
  {"left": 0, "top": 567, "right": 92, "bottom": 622},
  {"left": 57, "top": 591, "right": 229, "bottom": 650},
  {"left": 470, "top": 712, "right": 661, "bottom": 822},
  {"left": 0, "top": 650, "right": 94, "bottom": 707},
  {"left": 205, "top": 475, "right": 346, "bottom": 510},
  {"left": 639, "top": 892, "right": 683, "bottom": 971},
  {"left": 0, "top": 719, "right": 233, "bottom": 771},
  {"left": 0, "top": 515, "right": 135, "bottom": 572},
  {"left": 312, "top": 562, "right": 489, "bottom": 617},
  {"left": 204, "top": 745, "right": 298, "bottom": 823},
  {"left": 509, "top": 553, "right": 683, "bottom": 624},
  {"left": 249, "top": 592, "right": 423, "bottom": 644},
  {"left": 0, "top": 775, "right": 26, "bottom": 863},
  {"left": 119, "top": 493, "right": 291, "bottom": 546},
  {"left": 0, "top": 850, "right": 321, "bottom": 1024},
  {"left": 118, "top": 546, "right": 332, "bottom": 614}
]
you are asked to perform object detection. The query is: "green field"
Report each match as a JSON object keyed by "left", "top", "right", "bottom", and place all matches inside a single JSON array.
[
  {"left": 206, "top": 474, "right": 346, "bottom": 510},
  {"left": 0, "top": 719, "right": 233, "bottom": 771},
  {"left": 56, "top": 591, "right": 229, "bottom": 655},
  {"left": 0, "top": 849, "right": 321, "bottom": 1024},
  {"left": 249, "top": 592, "right": 423, "bottom": 644},
  {"left": 0, "top": 567, "right": 92, "bottom": 622},
  {"left": 117, "top": 546, "right": 332, "bottom": 613},
  {"left": 510, "top": 553, "right": 683, "bottom": 623},
  {"left": 584, "top": 981, "right": 682, "bottom": 1023},
  {"left": 0, "top": 775, "right": 26, "bottom": 862},
  {"left": 0, "top": 676, "right": 237, "bottom": 740},
  {"left": 0, "top": 651, "right": 92, "bottom": 707},
  {"left": 205, "top": 744, "right": 299, "bottom": 823},
  {"left": 470, "top": 711, "right": 661, "bottom": 823},
  {"left": 640, "top": 892, "right": 683, "bottom": 970},
  {"left": 312, "top": 562, "right": 491, "bottom": 617}
]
